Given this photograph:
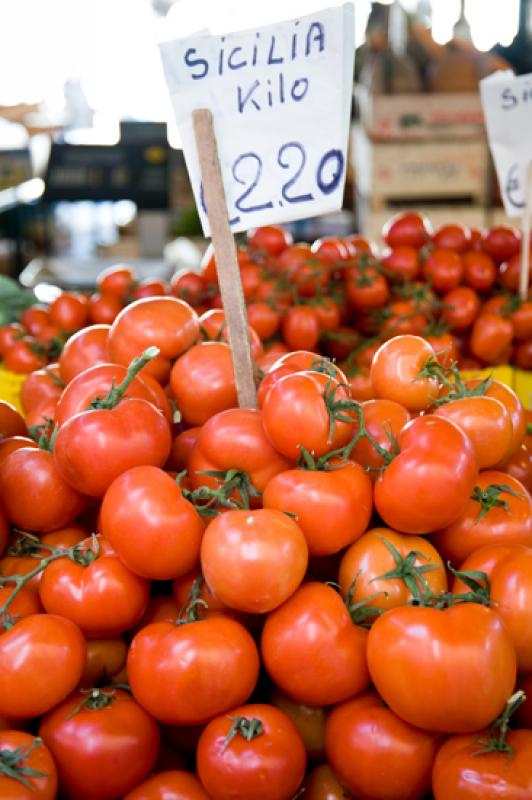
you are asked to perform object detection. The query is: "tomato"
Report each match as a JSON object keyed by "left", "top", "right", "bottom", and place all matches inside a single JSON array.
[
  {"left": 0, "top": 526, "right": 86, "bottom": 594},
  {"left": 261, "top": 583, "right": 369, "bottom": 705},
  {"left": 40, "top": 687, "right": 159, "bottom": 800},
  {"left": 468, "top": 379, "right": 526, "bottom": 458},
  {"left": 262, "top": 371, "right": 354, "bottom": 460},
  {"left": 270, "top": 688, "right": 326, "bottom": 762},
  {"left": 383, "top": 212, "right": 431, "bottom": 249},
  {"left": 257, "top": 350, "right": 346, "bottom": 407},
  {"left": 3, "top": 338, "right": 47, "bottom": 374},
  {"left": 326, "top": 690, "right": 440, "bottom": 800},
  {"left": 0, "top": 614, "right": 86, "bottom": 718},
  {"left": 441, "top": 287, "right": 480, "bottom": 331},
  {"left": 463, "top": 250, "right": 497, "bottom": 292},
  {"left": 339, "top": 527, "right": 447, "bottom": 614},
  {"left": 424, "top": 331, "right": 459, "bottom": 367},
  {"left": 196, "top": 703, "right": 306, "bottom": 800},
  {"left": 0, "top": 401, "right": 26, "bottom": 439},
  {"left": 131, "top": 278, "right": 169, "bottom": 300},
  {"left": 171, "top": 269, "right": 207, "bottom": 304},
  {"left": 349, "top": 398, "right": 410, "bottom": 473},
  {"left": 282, "top": 306, "right": 320, "bottom": 350},
  {"left": 170, "top": 342, "right": 237, "bottom": 426},
  {"left": 108, "top": 297, "right": 199, "bottom": 383},
  {"left": 346, "top": 267, "right": 390, "bottom": 311},
  {"left": 0, "top": 322, "right": 25, "bottom": 356},
  {"left": 433, "top": 223, "right": 471, "bottom": 253},
  {"left": 172, "top": 567, "right": 227, "bottom": 617},
  {"left": 469, "top": 313, "right": 514, "bottom": 364},
  {"left": 422, "top": 248, "right": 464, "bottom": 293},
  {"left": 511, "top": 301, "right": 532, "bottom": 340},
  {"left": 19, "top": 366, "right": 62, "bottom": 415},
  {"left": 375, "top": 415, "right": 478, "bottom": 534},
  {"left": 0, "top": 582, "right": 42, "bottom": 629},
  {"left": 370, "top": 335, "right": 439, "bottom": 412},
  {"left": 0, "top": 445, "right": 87, "bottom": 532},
  {"left": 248, "top": 225, "right": 292, "bottom": 256},
  {"left": 381, "top": 246, "right": 420, "bottom": 281},
  {"left": 435, "top": 395, "right": 513, "bottom": 469},
  {"left": 199, "top": 309, "right": 263, "bottom": 360},
  {"left": 134, "top": 595, "right": 181, "bottom": 632},
  {"left": 345, "top": 366, "right": 374, "bottom": 401},
  {"left": 20, "top": 306, "right": 50, "bottom": 337},
  {"left": 311, "top": 236, "right": 351, "bottom": 266},
  {"left": 0, "top": 731, "right": 57, "bottom": 799},
  {"left": 500, "top": 443, "right": 532, "bottom": 491},
  {"left": 276, "top": 242, "right": 313, "bottom": 277},
  {"left": 128, "top": 615, "right": 259, "bottom": 725},
  {"left": 302, "top": 765, "right": 349, "bottom": 800},
  {"left": 166, "top": 426, "right": 201, "bottom": 472},
  {"left": 24, "top": 396, "right": 58, "bottom": 434},
  {"left": 201, "top": 509, "right": 307, "bottom": 613},
  {"left": 50, "top": 291, "right": 88, "bottom": 333},
  {"left": 189, "top": 408, "right": 291, "bottom": 500},
  {"left": 88, "top": 292, "right": 123, "bottom": 324},
  {"left": 97, "top": 263, "right": 136, "bottom": 299},
  {"left": 124, "top": 770, "right": 210, "bottom": 800},
  {"left": 345, "top": 233, "right": 373, "bottom": 256},
  {"left": 499, "top": 251, "right": 532, "bottom": 291},
  {"left": 483, "top": 226, "right": 521, "bottom": 263},
  {"left": 59, "top": 324, "right": 110, "bottom": 383},
  {"left": 80, "top": 636, "right": 128, "bottom": 687},
  {"left": 321, "top": 326, "right": 360, "bottom": 361},
  {"left": 263, "top": 460, "right": 372, "bottom": 556},
  {"left": 246, "top": 302, "right": 281, "bottom": 340},
  {"left": 432, "top": 727, "right": 532, "bottom": 799}
]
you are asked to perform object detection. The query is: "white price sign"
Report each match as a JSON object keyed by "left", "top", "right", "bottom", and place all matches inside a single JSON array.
[
  {"left": 480, "top": 70, "right": 532, "bottom": 218},
  {"left": 160, "top": 4, "right": 355, "bottom": 236}
]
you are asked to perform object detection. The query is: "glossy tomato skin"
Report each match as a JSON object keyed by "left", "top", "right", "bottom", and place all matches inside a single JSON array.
[
  {"left": 108, "top": 297, "right": 199, "bottom": 382},
  {"left": 367, "top": 604, "right": 516, "bottom": 733},
  {"left": 374, "top": 415, "right": 478, "bottom": 534},
  {"left": 50, "top": 291, "right": 89, "bottom": 333},
  {"left": 257, "top": 350, "right": 346, "bottom": 408},
  {"left": 3, "top": 338, "right": 47, "bottom": 374},
  {"left": 0, "top": 322, "right": 25, "bottom": 356},
  {"left": 88, "top": 292, "right": 123, "bottom": 324},
  {"left": 383, "top": 212, "right": 431, "bottom": 249},
  {"left": 468, "top": 379, "right": 526, "bottom": 460},
  {"left": 247, "top": 301, "right": 281, "bottom": 340},
  {"left": 248, "top": 225, "right": 292, "bottom": 256},
  {"left": 281, "top": 306, "right": 320, "bottom": 351},
  {"left": 432, "top": 729, "right": 532, "bottom": 799},
  {"left": 302, "top": 765, "right": 348, "bottom": 800},
  {"left": 40, "top": 688, "right": 159, "bottom": 800},
  {"left": 97, "top": 264, "right": 136, "bottom": 299},
  {"left": 20, "top": 366, "right": 62, "bottom": 415},
  {"left": 124, "top": 770, "right": 211, "bottom": 800},
  {"left": 431, "top": 471, "right": 532, "bottom": 565},
  {"left": 54, "top": 397, "right": 171, "bottom": 497},
  {"left": 128, "top": 617, "right": 259, "bottom": 725},
  {"left": 80, "top": 636, "right": 128, "bottom": 687},
  {"left": 381, "top": 246, "right": 420, "bottom": 281},
  {"left": 463, "top": 250, "right": 497, "bottom": 291},
  {"left": 350, "top": 399, "right": 411, "bottom": 473},
  {"left": 483, "top": 226, "right": 520, "bottom": 263},
  {"left": 339, "top": 527, "right": 447, "bottom": 614},
  {"left": 370, "top": 335, "right": 439, "bottom": 412},
  {"left": 0, "top": 731, "right": 57, "bottom": 800},
  {"left": 261, "top": 582, "right": 370, "bottom": 706},
  {"left": 262, "top": 461, "right": 372, "bottom": 556},
  {"left": 435, "top": 395, "right": 513, "bottom": 469},
  {"left": 500, "top": 443, "right": 532, "bottom": 491},
  {"left": 326, "top": 690, "right": 440, "bottom": 800},
  {"left": 39, "top": 537, "right": 149, "bottom": 637},
  {"left": 0, "top": 400, "right": 27, "bottom": 438},
  {"left": 100, "top": 465, "right": 204, "bottom": 580},
  {"left": 433, "top": 223, "right": 471, "bottom": 253},
  {"left": 201, "top": 509, "right": 308, "bottom": 613},
  {"left": 470, "top": 313, "right": 514, "bottom": 364},
  {"left": 196, "top": 703, "right": 306, "bottom": 800},
  {"left": 0, "top": 614, "right": 86, "bottom": 719},
  {"left": 441, "top": 287, "right": 480, "bottom": 331},
  {"left": 166, "top": 426, "right": 201, "bottom": 472},
  {"left": 422, "top": 248, "right": 464, "bottom": 292},
  {"left": 170, "top": 342, "right": 237, "bottom": 426},
  {"left": 0, "top": 447, "right": 87, "bottom": 532},
  {"left": 58, "top": 324, "right": 110, "bottom": 384}
]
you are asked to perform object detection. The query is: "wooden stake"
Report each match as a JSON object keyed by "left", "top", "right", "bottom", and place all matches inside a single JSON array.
[
  {"left": 192, "top": 108, "right": 257, "bottom": 409},
  {"left": 519, "top": 160, "right": 532, "bottom": 301}
]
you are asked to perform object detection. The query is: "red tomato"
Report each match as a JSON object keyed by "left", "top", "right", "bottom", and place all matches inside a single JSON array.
[
  {"left": 3, "top": 338, "right": 47, "bottom": 374},
  {"left": 311, "top": 236, "right": 351, "bottom": 266},
  {"left": 0, "top": 614, "right": 86, "bottom": 718},
  {"left": 131, "top": 278, "right": 169, "bottom": 300},
  {"left": 350, "top": 398, "right": 411, "bottom": 473},
  {"left": 50, "top": 292, "right": 89, "bottom": 333},
  {"left": 201, "top": 509, "right": 307, "bottom": 613},
  {"left": 345, "top": 366, "right": 374, "bottom": 401},
  {"left": 270, "top": 688, "right": 326, "bottom": 763},
  {"left": 170, "top": 342, "right": 237, "bottom": 426},
  {"left": 435, "top": 395, "right": 513, "bottom": 469},
  {"left": 108, "top": 297, "right": 199, "bottom": 383},
  {"left": 88, "top": 292, "right": 123, "bottom": 324},
  {"left": 326, "top": 690, "right": 440, "bottom": 800},
  {"left": 0, "top": 400, "right": 26, "bottom": 438},
  {"left": 97, "top": 263, "right": 136, "bottom": 299},
  {"left": 498, "top": 251, "right": 532, "bottom": 291},
  {"left": 199, "top": 309, "right": 263, "bottom": 360},
  {"left": 433, "top": 223, "right": 471, "bottom": 253},
  {"left": 499, "top": 443, "right": 532, "bottom": 491},
  {"left": 59, "top": 324, "right": 110, "bottom": 383},
  {"left": 248, "top": 225, "right": 292, "bottom": 256},
  {"left": 257, "top": 350, "right": 346, "bottom": 408},
  {"left": 424, "top": 331, "right": 459, "bottom": 367},
  {"left": 100, "top": 465, "right": 203, "bottom": 580},
  {"left": 40, "top": 687, "right": 159, "bottom": 800},
  {"left": 281, "top": 306, "right": 320, "bottom": 351},
  {"left": 422, "top": 248, "right": 464, "bottom": 292},
  {"left": 302, "top": 764, "right": 349, "bottom": 800},
  {"left": 346, "top": 267, "right": 390, "bottom": 311},
  {"left": 261, "top": 582, "right": 369, "bottom": 706},
  {"left": 313, "top": 297, "right": 341, "bottom": 331},
  {"left": 469, "top": 379, "right": 526, "bottom": 459},
  {"left": 345, "top": 233, "right": 374, "bottom": 256},
  {"left": 383, "top": 212, "right": 432, "bottom": 249},
  {"left": 321, "top": 326, "right": 360, "bottom": 361},
  {"left": 370, "top": 335, "right": 439, "bottom": 412},
  {"left": 20, "top": 306, "right": 51, "bottom": 336},
  {"left": 511, "top": 301, "right": 532, "bottom": 340},
  {"left": 367, "top": 603, "right": 516, "bottom": 732},
  {"left": 246, "top": 302, "right": 281, "bottom": 340},
  {"left": 0, "top": 584, "right": 42, "bottom": 629},
  {"left": 0, "top": 730, "right": 57, "bottom": 799},
  {"left": 166, "top": 426, "right": 201, "bottom": 472},
  {"left": 441, "top": 287, "right": 481, "bottom": 331},
  {"left": 381, "top": 246, "right": 420, "bottom": 281},
  {"left": 128, "top": 616, "right": 259, "bottom": 725},
  {"left": 470, "top": 313, "right": 514, "bottom": 364},
  {"left": 172, "top": 567, "right": 227, "bottom": 618},
  {"left": 463, "top": 250, "right": 497, "bottom": 292},
  {"left": 374, "top": 415, "right": 478, "bottom": 534},
  {"left": 124, "top": 771, "right": 210, "bottom": 800},
  {"left": 80, "top": 636, "right": 128, "bottom": 687},
  {"left": 20, "top": 366, "right": 62, "bottom": 415},
  {"left": 0, "top": 322, "right": 25, "bottom": 356},
  {"left": 483, "top": 226, "right": 521, "bottom": 263},
  {"left": 196, "top": 703, "right": 306, "bottom": 800},
  {"left": 24, "top": 396, "right": 58, "bottom": 433},
  {"left": 171, "top": 269, "right": 207, "bottom": 305}
]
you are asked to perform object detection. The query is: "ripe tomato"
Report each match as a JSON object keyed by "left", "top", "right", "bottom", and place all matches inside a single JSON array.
[
  {"left": 367, "top": 603, "right": 516, "bottom": 733},
  {"left": 383, "top": 212, "right": 431, "bottom": 249},
  {"left": 246, "top": 302, "right": 281, "bottom": 340},
  {"left": 131, "top": 277, "right": 169, "bottom": 300},
  {"left": 302, "top": 765, "right": 349, "bottom": 800},
  {"left": 433, "top": 223, "right": 471, "bottom": 253},
  {"left": 281, "top": 306, "right": 320, "bottom": 351},
  {"left": 80, "top": 636, "right": 128, "bottom": 687},
  {"left": 3, "top": 338, "right": 47, "bottom": 374},
  {"left": 0, "top": 322, "right": 25, "bottom": 356},
  {"left": 0, "top": 400, "right": 26, "bottom": 438},
  {"left": 462, "top": 250, "right": 497, "bottom": 291},
  {"left": 261, "top": 583, "right": 370, "bottom": 706},
  {"left": 375, "top": 415, "right": 478, "bottom": 534},
  {"left": 124, "top": 770, "right": 210, "bottom": 800},
  {"left": 346, "top": 267, "right": 390, "bottom": 311},
  {"left": 88, "top": 291, "right": 123, "bottom": 324},
  {"left": 263, "top": 460, "right": 372, "bottom": 556},
  {"left": 262, "top": 371, "right": 354, "bottom": 460},
  {"left": 350, "top": 398, "right": 410, "bottom": 473},
  {"left": 0, "top": 614, "right": 86, "bottom": 718},
  {"left": 435, "top": 395, "right": 513, "bottom": 469},
  {"left": 499, "top": 251, "right": 532, "bottom": 291},
  {"left": 326, "top": 690, "right": 440, "bottom": 800},
  {"left": 199, "top": 309, "right": 263, "bottom": 360},
  {"left": 196, "top": 703, "right": 306, "bottom": 800},
  {"left": 97, "top": 263, "right": 136, "bottom": 299},
  {"left": 20, "top": 366, "right": 62, "bottom": 415},
  {"left": 128, "top": 616, "right": 259, "bottom": 725},
  {"left": 270, "top": 688, "right": 326, "bottom": 762},
  {"left": 344, "top": 366, "right": 374, "bottom": 401},
  {"left": 50, "top": 291, "right": 89, "bottom": 333},
  {"left": 432, "top": 471, "right": 532, "bottom": 565},
  {"left": 472, "top": 313, "right": 515, "bottom": 364},
  {"left": 381, "top": 246, "right": 420, "bottom": 281},
  {"left": 171, "top": 269, "right": 207, "bottom": 304},
  {"left": 339, "top": 528, "right": 447, "bottom": 614},
  {"left": 58, "top": 324, "right": 110, "bottom": 383},
  {"left": 441, "top": 287, "right": 480, "bottom": 331},
  {"left": 166, "top": 426, "right": 201, "bottom": 472},
  {"left": 108, "top": 297, "right": 199, "bottom": 383},
  {"left": 311, "top": 236, "right": 351, "bottom": 266},
  {"left": 483, "top": 226, "right": 521, "bottom": 263},
  {"left": 0, "top": 583, "right": 42, "bottom": 629},
  {"left": 40, "top": 687, "right": 159, "bottom": 800},
  {"left": 500, "top": 443, "right": 532, "bottom": 492},
  {"left": 0, "top": 731, "right": 57, "bottom": 799},
  {"left": 172, "top": 567, "right": 227, "bottom": 617},
  {"left": 467, "top": 378, "right": 526, "bottom": 459},
  {"left": 20, "top": 306, "right": 50, "bottom": 336},
  {"left": 100, "top": 465, "right": 204, "bottom": 580},
  {"left": 24, "top": 396, "right": 58, "bottom": 433},
  {"left": 201, "top": 509, "right": 307, "bottom": 613},
  {"left": 257, "top": 350, "right": 346, "bottom": 407},
  {"left": 170, "top": 342, "right": 237, "bottom": 426},
  {"left": 248, "top": 225, "right": 292, "bottom": 256},
  {"left": 370, "top": 335, "right": 439, "bottom": 412},
  {"left": 422, "top": 248, "right": 464, "bottom": 292},
  {"left": 511, "top": 300, "right": 532, "bottom": 340},
  {"left": 424, "top": 331, "right": 458, "bottom": 367}
]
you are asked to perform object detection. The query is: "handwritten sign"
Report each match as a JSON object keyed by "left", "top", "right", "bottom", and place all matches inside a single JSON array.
[
  {"left": 160, "top": 4, "right": 355, "bottom": 235},
  {"left": 480, "top": 70, "right": 532, "bottom": 218}
]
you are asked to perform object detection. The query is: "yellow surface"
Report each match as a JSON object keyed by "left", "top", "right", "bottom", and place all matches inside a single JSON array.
[
  {"left": 514, "top": 369, "right": 532, "bottom": 412},
  {"left": 461, "top": 366, "right": 532, "bottom": 411},
  {"left": 0, "top": 366, "right": 25, "bottom": 414}
]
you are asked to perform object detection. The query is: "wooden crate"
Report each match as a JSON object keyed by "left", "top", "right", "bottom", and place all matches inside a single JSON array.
[
  {"left": 352, "top": 126, "right": 489, "bottom": 211},
  {"left": 356, "top": 86, "right": 484, "bottom": 141}
]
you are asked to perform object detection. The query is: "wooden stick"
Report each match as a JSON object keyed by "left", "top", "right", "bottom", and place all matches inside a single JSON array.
[
  {"left": 192, "top": 108, "right": 257, "bottom": 409},
  {"left": 519, "top": 161, "right": 532, "bottom": 301}
]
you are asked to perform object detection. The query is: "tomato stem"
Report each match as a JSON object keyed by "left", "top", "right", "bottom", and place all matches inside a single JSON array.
[
  {"left": 222, "top": 716, "right": 264, "bottom": 753},
  {"left": 88, "top": 346, "right": 160, "bottom": 410},
  {"left": 471, "top": 483, "right": 524, "bottom": 523},
  {"left": 343, "top": 573, "right": 387, "bottom": 627},
  {"left": 66, "top": 688, "right": 118, "bottom": 719},
  {"left": 373, "top": 537, "right": 440, "bottom": 600},
  {"left": 0, "top": 737, "right": 47, "bottom": 788},
  {"left": 473, "top": 691, "right": 526, "bottom": 757},
  {"left": 184, "top": 469, "right": 260, "bottom": 515}
]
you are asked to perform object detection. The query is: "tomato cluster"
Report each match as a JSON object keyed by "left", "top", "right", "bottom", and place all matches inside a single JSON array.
[{"left": 0, "top": 222, "right": 531, "bottom": 797}]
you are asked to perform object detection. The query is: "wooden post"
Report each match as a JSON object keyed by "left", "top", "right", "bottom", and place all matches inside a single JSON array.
[
  {"left": 519, "top": 160, "right": 532, "bottom": 301},
  {"left": 192, "top": 108, "right": 257, "bottom": 409}
]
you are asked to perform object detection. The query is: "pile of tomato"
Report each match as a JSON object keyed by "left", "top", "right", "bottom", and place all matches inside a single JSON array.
[{"left": 0, "top": 218, "right": 531, "bottom": 798}]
